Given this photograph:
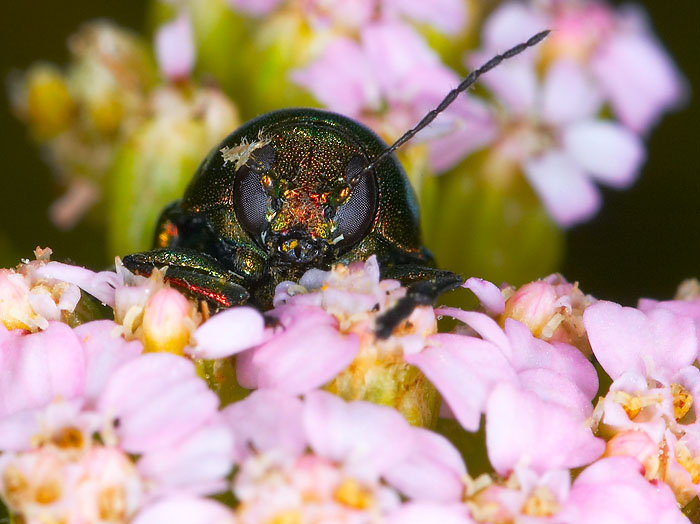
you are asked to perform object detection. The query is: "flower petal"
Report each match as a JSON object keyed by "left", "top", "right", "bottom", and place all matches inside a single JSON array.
[
  {"left": 405, "top": 333, "right": 516, "bottom": 431},
  {"left": 74, "top": 320, "right": 142, "bottom": 405},
  {"left": 34, "top": 262, "right": 119, "bottom": 306},
  {"left": 98, "top": 353, "right": 219, "bottom": 452},
  {"left": 486, "top": 382, "right": 604, "bottom": 475},
  {"left": 222, "top": 389, "right": 306, "bottom": 461},
  {"left": 155, "top": 13, "right": 195, "bottom": 81},
  {"left": 592, "top": 31, "right": 684, "bottom": 133},
  {"left": 383, "top": 428, "right": 467, "bottom": 502},
  {"left": 383, "top": 0, "right": 468, "bottom": 35},
  {"left": 462, "top": 277, "right": 505, "bottom": 315},
  {"left": 542, "top": 60, "right": 602, "bottom": 125},
  {"left": 190, "top": 306, "right": 265, "bottom": 359},
  {"left": 303, "top": 391, "right": 413, "bottom": 482},
  {"left": 562, "top": 120, "right": 645, "bottom": 188},
  {"left": 0, "top": 322, "right": 85, "bottom": 417},
  {"left": 131, "top": 496, "right": 235, "bottom": 524},
  {"left": 482, "top": 2, "right": 549, "bottom": 51},
  {"left": 523, "top": 150, "right": 600, "bottom": 227},
  {"left": 291, "top": 37, "right": 379, "bottom": 116},
  {"left": 236, "top": 306, "right": 359, "bottom": 393}
]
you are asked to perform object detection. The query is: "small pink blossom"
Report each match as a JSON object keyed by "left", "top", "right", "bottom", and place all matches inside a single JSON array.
[
  {"left": 557, "top": 457, "right": 688, "bottom": 524},
  {"left": 0, "top": 353, "right": 234, "bottom": 524},
  {"left": 154, "top": 13, "right": 195, "bottom": 82},
  {"left": 221, "top": 389, "right": 466, "bottom": 521},
  {"left": 0, "top": 322, "right": 86, "bottom": 417},
  {"left": 407, "top": 307, "right": 598, "bottom": 431},
  {"left": 486, "top": 382, "right": 604, "bottom": 476},
  {"left": 292, "top": 22, "right": 495, "bottom": 172},
  {"left": 229, "top": 0, "right": 467, "bottom": 35},
  {"left": 483, "top": 1, "right": 685, "bottom": 134},
  {"left": 470, "top": 53, "right": 644, "bottom": 226},
  {"left": 0, "top": 248, "right": 115, "bottom": 332}
]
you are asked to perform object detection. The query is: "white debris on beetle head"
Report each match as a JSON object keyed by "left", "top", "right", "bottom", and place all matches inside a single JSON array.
[{"left": 220, "top": 129, "right": 270, "bottom": 171}]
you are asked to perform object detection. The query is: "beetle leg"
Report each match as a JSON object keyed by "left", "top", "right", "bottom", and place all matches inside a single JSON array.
[
  {"left": 375, "top": 265, "right": 463, "bottom": 339},
  {"left": 122, "top": 247, "right": 250, "bottom": 309}
]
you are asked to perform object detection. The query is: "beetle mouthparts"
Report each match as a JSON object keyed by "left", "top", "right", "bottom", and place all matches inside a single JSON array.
[{"left": 270, "top": 232, "right": 325, "bottom": 265}]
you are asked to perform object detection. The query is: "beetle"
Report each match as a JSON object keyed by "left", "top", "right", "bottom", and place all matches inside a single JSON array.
[{"left": 123, "top": 31, "right": 549, "bottom": 338}]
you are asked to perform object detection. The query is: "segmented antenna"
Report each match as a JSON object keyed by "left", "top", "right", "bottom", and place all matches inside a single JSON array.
[{"left": 363, "top": 30, "right": 550, "bottom": 173}]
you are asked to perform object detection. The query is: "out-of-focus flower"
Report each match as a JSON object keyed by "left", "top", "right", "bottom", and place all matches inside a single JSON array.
[
  {"left": 484, "top": 1, "right": 685, "bottom": 134},
  {"left": 222, "top": 389, "right": 467, "bottom": 521},
  {"left": 108, "top": 83, "right": 239, "bottom": 254},
  {"left": 10, "top": 22, "right": 157, "bottom": 230},
  {"left": 469, "top": 55, "right": 644, "bottom": 226},
  {"left": 0, "top": 353, "right": 233, "bottom": 524},
  {"left": 11, "top": 19, "right": 239, "bottom": 248},
  {"left": 292, "top": 21, "right": 495, "bottom": 174},
  {"left": 155, "top": 13, "right": 196, "bottom": 82}
]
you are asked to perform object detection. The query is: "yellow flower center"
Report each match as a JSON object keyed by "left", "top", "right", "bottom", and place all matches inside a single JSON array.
[
  {"left": 675, "top": 440, "right": 700, "bottom": 484},
  {"left": 610, "top": 390, "right": 663, "bottom": 420},
  {"left": 35, "top": 479, "right": 61, "bottom": 505},
  {"left": 670, "top": 383, "right": 693, "bottom": 421},
  {"left": 333, "top": 478, "right": 374, "bottom": 510},
  {"left": 98, "top": 486, "right": 127, "bottom": 521},
  {"left": 264, "top": 510, "right": 302, "bottom": 524},
  {"left": 52, "top": 426, "right": 85, "bottom": 449},
  {"left": 522, "top": 486, "right": 560, "bottom": 517}
]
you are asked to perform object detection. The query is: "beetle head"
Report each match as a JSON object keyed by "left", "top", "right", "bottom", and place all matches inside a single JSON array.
[{"left": 230, "top": 121, "right": 378, "bottom": 266}]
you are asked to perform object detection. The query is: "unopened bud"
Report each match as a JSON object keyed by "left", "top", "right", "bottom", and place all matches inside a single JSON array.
[{"left": 142, "top": 288, "right": 193, "bottom": 354}]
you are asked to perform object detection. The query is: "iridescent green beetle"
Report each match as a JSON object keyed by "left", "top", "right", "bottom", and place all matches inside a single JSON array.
[{"left": 123, "top": 31, "right": 549, "bottom": 337}]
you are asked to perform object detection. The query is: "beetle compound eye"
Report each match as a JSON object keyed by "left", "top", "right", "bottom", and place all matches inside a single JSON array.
[
  {"left": 334, "top": 167, "right": 377, "bottom": 248},
  {"left": 345, "top": 153, "right": 366, "bottom": 187},
  {"left": 233, "top": 165, "right": 269, "bottom": 237}
]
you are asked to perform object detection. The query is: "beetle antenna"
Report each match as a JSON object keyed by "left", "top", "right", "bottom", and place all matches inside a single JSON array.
[{"left": 363, "top": 30, "right": 550, "bottom": 173}]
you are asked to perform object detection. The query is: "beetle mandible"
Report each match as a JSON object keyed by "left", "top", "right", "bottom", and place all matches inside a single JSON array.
[{"left": 123, "top": 31, "right": 550, "bottom": 337}]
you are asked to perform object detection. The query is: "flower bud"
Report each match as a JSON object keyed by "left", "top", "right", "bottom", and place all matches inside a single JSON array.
[
  {"left": 142, "top": 288, "right": 194, "bottom": 354},
  {"left": 604, "top": 430, "right": 660, "bottom": 479},
  {"left": 503, "top": 281, "right": 558, "bottom": 337}
]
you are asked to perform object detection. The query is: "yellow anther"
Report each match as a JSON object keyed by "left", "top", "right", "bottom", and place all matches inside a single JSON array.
[
  {"left": 670, "top": 383, "right": 693, "bottom": 421},
  {"left": 334, "top": 478, "right": 374, "bottom": 509},
  {"left": 522, "top": 486, "right": 560, "bottom": 517},
  {"left": 264, "top": 510, "right": 302, "bottom": 524},
  {"left": 52, "top": 426, "right": 84, "bottom": 449},
  {"left": 35, "top": 479, "right": 61, "bottom": 505}
]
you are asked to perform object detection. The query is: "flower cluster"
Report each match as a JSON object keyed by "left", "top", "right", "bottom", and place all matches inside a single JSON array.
[{"left": 2, "top": 251, "right": 699, "bottom": 522}]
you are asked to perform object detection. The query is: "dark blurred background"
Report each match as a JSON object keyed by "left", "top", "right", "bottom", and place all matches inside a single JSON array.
[{"left": 0, "top": 1, "right": 698, "bottom": 305}]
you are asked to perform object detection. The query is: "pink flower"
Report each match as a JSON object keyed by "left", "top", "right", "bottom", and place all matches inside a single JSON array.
[
  {"left": 406, "top": 306, "right": 598, "bottom": 431},
  {"left": 465, "top": 275, "right": 595, "bottom": 356},
  {"left": 483, "top": 1, "right": 685, "bottom": 134},
  {"left": 485, "top": 382, "right": 604, "bottom": 476},
  {"left": 0, "top": 248, "right": 116, "bottom": 332},
  {"left": 0, "top": 322, "right": 86, "bottom": 417},
  {"left": 584, "top": 301, "right": 698, "bottom": 384},
  {"left": 0, "top": 353, "right": 234, "bottom": 523},
  {"left": 471, "top": 53, "right": 644, "bottom": 226},
  {"left": 111, "top": 261, "right": 267, "bottom": 359},
  {"left": 229, "top": 0, "right": 467, "bottom": 35},
  {"left": 585, "top": 300, "right": 700, "bottom": 504},
  {"left": 221, "top": 389, "right": 467, "bottom": 521},
  {"left": 292, "top": 22, "right": 495, "bottom": 172},
  {"left": 154, "top": 13, "right": 195, "bottom": 82},
  {"left": 557, "top": 457, "right": 687, "bottom": 524}
]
